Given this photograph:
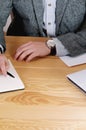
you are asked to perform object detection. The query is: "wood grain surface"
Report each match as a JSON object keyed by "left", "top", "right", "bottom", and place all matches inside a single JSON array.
[{"left": 0, "top": 36, "right": 86, "bottom": 130}]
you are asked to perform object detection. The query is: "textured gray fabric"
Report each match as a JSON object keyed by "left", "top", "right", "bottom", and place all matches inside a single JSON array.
[{"left": 0, "top": 0, "right": 86, "bottom": 56}]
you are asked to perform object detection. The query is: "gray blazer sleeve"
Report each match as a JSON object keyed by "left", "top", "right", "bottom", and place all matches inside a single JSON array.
[
  {"left": 0, "top": 0, "right": 12, "bottom": 51},
  {"left": 57, "top": 16, "right": 86, "bottom": 57}
]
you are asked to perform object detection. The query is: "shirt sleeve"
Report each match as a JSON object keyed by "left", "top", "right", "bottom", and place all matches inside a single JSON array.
[
  {"left": 0, "top": 44, "right": 4, "bottom": 53},
  {"left": 0, "top": 1, "right": 12, "bottom": 50},
  {"left": 53, "top": 38, "right": 69, "bottom": 57}
]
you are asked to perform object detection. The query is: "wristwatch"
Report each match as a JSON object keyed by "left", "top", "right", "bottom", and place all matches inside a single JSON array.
[{"left": 46, "top": 39, "right": 56, "bottom": 55}]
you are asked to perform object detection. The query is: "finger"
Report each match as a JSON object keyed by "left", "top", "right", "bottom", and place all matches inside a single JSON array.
[
  {"left": 0, "top": 54, "right": 9, "bottom": 76},
  {"left": 16, "top": 42, "right": 32, "bottom": 52},
  {"left": 14, "top": 49, "right": 26, "bottom": 60},
  {"left": 14, "top": 45, "right": 31, "bottom": 60},
  {"left": 15, "top": 48, "right": 34, "bottom": 61},
  {"left": 5, "top": 59, "right": 10, "bottom": 70},
  {"left": 0, "top": 62, "right": 7, "bottom": 76},
  {"left": 26, "top": 52, "right": 38, "bottom": 62}
]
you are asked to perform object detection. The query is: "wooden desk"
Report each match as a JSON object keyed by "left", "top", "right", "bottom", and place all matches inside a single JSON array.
[{"left": 0, "top": 36, "right": 86, "bottom": 130}]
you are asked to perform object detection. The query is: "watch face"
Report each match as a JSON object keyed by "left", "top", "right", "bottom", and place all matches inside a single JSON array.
[{"left": 47, "top": 40, "right": 56, "bottom": 48}]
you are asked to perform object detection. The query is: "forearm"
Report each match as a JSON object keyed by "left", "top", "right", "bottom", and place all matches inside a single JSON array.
[
  {"left": 57, "top": 30, "right": 86, "bottom": 57},
  {"left": 0, "top": 0, "right": 12, "bottom": 52},
  {"left": 0, "top": 26, "right": 6, "bottom": 52}
]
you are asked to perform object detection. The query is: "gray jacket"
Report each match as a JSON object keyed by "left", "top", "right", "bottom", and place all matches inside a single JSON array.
[{"left": 0, "top": 0, "right": 86, "bottom": 56}]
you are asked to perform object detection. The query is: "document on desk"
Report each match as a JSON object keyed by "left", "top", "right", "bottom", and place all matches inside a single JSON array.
[
  {"left": 0, "top": 60, "right": 25, "bottom": 93},
  {"left": 67, "top": 69, "right": 86, "bottom": 93},
  {"left": 59, "top": 53, "right": 86, "bottom": 67}
]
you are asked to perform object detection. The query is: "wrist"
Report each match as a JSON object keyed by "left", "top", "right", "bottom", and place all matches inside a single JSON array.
[{"left": 45, "top": 39, "right": 56, "bottom": 55}]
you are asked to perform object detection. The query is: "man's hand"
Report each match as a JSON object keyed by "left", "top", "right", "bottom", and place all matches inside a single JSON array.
[
  {"left": 0, "top": 54, "right": 9, "bottom": 75},
  {"left": 14, "top": 41, "right": 51, "bottom": 62}
]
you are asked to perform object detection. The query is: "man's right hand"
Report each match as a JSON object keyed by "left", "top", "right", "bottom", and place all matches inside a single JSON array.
[{"left": 0, "top": 54, "right": 9, "bottom": 76}]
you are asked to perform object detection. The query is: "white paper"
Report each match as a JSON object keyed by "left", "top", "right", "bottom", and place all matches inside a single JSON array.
[
  {"left": 67, "top": 69, "right": 86, "bottom": 92},
  {"left": 0, "top": 60, "right": 25, "bottom": 93},
  {"left": 60, "top": 53, "right": 86, "bottom": 67}
]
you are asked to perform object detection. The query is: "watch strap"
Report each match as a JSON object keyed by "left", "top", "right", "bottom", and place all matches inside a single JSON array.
[{"left": 50, "top": 45, "right": 56, "bottom": 55}]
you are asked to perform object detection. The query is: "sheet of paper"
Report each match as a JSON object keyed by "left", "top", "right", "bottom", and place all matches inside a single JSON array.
[
  {"left": 67, "top": 69, "right": 86, "bottom": 93},
  {"left": 0, "top": 60, "right": 25, "bottom": 93},
  {"left": 60, "top": 53, "right": 86, "bottom": 67}
]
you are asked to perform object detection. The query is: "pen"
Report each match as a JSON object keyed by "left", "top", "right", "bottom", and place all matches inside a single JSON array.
[{"left": 7, "top": 71, "right": 15, "bottom": 78}]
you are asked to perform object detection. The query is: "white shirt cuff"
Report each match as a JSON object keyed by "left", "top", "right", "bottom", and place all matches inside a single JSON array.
[
  {"left": 0, "top": 44, "right": 4, "bottom": 53},
  {"left": 52, "top": 38, "right": 69, "bottom": 57}
]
